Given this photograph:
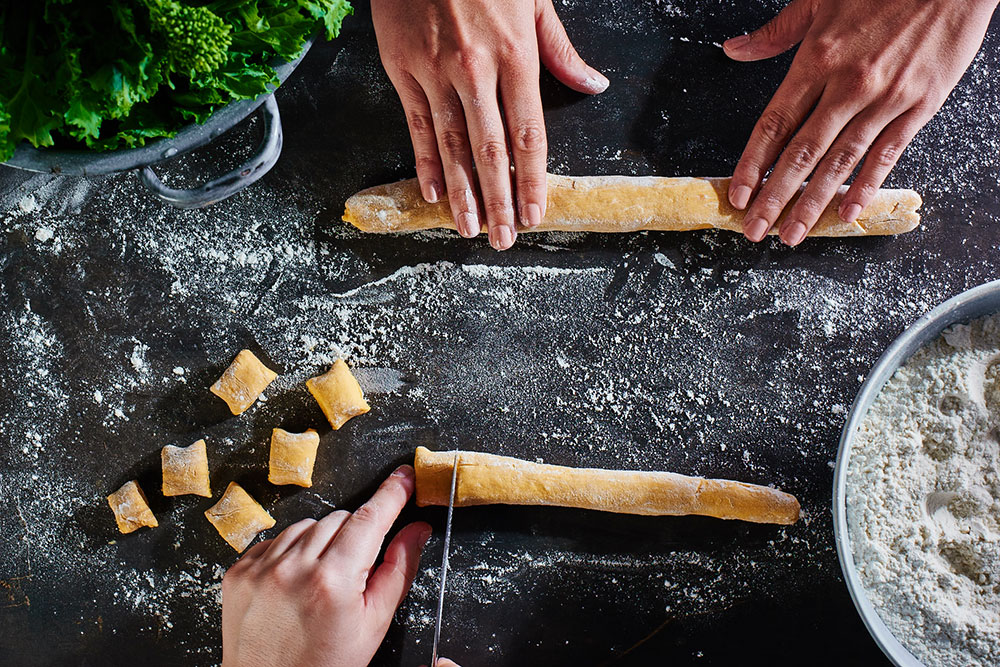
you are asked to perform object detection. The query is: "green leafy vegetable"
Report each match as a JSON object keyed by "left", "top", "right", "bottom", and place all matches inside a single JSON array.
[
  {"left": 0, "top": 0, "right": 352, "bottom": 161},
  {"left": 149, "top": 1, "right": 232, "bottom": 75}
]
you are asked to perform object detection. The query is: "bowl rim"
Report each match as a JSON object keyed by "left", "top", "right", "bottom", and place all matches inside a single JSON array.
[{"left": 833, "top": 278, "right": 1000, "bottom": 667}]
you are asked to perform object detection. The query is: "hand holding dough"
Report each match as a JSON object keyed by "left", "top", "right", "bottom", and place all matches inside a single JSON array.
[
  {"left": 414, "top": 447, "right": 799, "bottom": 525},
  {"left": 344, "top": 174, "right": 920, "bottom": 238}
]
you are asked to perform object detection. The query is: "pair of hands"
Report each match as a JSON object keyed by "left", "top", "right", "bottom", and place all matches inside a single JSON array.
[
  {"left": 372, "top": 0, "right": 997, "bottom": 249},
  {"left": 221, "top": 465, "right": 458, "bottom": 667}
]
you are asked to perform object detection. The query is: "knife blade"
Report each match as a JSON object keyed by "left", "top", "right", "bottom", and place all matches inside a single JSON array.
[{"left": 429, "top": 454, "right": 459, "bottom": 667}]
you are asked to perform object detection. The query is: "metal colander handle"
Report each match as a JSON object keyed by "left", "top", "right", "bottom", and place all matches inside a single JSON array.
[{"left": 138, "top": 94, "right": 283, "bottom": 209}]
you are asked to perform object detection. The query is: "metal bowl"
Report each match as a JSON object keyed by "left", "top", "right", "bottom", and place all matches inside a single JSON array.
[
  {"left": 832, "top": 278, "right": 1000, "bottom": 666},
  {"left": 1, "top": 42, "right": 312, "bottom": 208}
]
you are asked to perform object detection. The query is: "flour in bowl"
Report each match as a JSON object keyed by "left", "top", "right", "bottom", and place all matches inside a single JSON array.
[{"left": 848, "top": 313, "right": 1000, "bottom": 666}]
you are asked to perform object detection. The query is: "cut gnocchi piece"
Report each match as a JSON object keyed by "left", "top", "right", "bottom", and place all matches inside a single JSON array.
[
  {"left": 107, "top": 480, "right": 158, "bottom": 534},
  {"left": 161, "top": 439, "right": 212, "bottom": 497},
  {"left": 306, "top": 359, "right": 370, "bottom": 429},
  {"left": 210, "top": 349, "right": 278, "bottom": 415},
  {"left": 204, "top": 482, "right": 275, "bottom": 552},
  {"left": 269, "top": 428, "right": 321, "bottom": 487}
]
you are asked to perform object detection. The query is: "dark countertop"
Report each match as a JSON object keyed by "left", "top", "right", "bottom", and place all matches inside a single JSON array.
[{"left": 2, "top": 1, "right": 999, "bottom": 665}]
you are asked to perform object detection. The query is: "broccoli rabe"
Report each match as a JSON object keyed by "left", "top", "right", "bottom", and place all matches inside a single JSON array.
[
  {"left": 0, "top": 0, "right": 353, "bottom": 161},
  {"left": 147, "top": 1, "right": 232, "bottom": 75}
]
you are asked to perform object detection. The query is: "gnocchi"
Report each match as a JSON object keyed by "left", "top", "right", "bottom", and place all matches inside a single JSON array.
[
  {"left": 306, "top": 359, "right": 369, "bottom": 429},
  {"left": 210, "top": 349, "right": 277, "bottom": 415}
]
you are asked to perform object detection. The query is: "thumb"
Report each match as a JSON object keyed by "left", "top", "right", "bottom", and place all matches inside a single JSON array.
[
  {"left": 723, "top": 0, "right": 816, "bottom": 62},
  {"left": 364, "top": 521, "right": 431, "bottom": 621},
  {"left": 535, "top": 0, "right": 609, "bottom": 94}
]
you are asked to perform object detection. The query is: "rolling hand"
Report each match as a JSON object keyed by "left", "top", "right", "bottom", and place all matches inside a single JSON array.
[
  {"left": 372, "top": 0, "right": 609, "bottom": 250},
  {"left": 724, "top": 0, "right": 997, "bottom": 245}
]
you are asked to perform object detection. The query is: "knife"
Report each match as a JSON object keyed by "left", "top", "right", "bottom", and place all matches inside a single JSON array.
[{"left": 429, "top": 455, "right": 459, "bottom": 667}]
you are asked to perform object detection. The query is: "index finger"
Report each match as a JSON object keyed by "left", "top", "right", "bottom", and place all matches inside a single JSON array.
[
  {"left": 323, "top": 465, "right": 416, "bottom": 573},
  {"left": 729, "top": 63, "right": 822, "bottom": 212}
]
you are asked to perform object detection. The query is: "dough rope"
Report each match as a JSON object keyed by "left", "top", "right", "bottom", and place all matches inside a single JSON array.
[
  {"left": 344, "top": 174, "right": 921, "bottom": 237},
  {"left": 414, "top": 447, "right": 799, "bottom": 525}
]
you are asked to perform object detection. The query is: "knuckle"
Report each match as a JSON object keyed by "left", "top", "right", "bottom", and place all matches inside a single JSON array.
[
  {"left": 825, "top": 145, "right": 860, "bottom": 178},
  {"left": 733, "top": 161, "right": 762, "bottom": 186},
  {"left": 913, "top": 93, "right": 941, "bottom": 115},
  {"left": 438, "top": 129, "right": 468, "bottom": 157},
  {"left": 307, "top": 568, "right": 339, "bottom": 598},
  {"left": 269, "top": 559, "right": 299, "bottom": 586},
  {"left": 415, "top": 154, "right": 440, "bottom": 173},
  {"left": 809, "top": 37, "right": 838, "bottom": 71},
  {"left": 517, "top": 172, "right": 547, "bottom": 195},
  {"left": 784, "top": 138, "right": 823, "bottom": 172},
  {"left": 476, "top": 139, "right": 509, "bottom": 168},
  {"left": 499, "top": 41, "right": 531, "bottom": 68},
  {"left": 853, "top": 180, "right": 879, "bottom": 203},
  {"left": 511, "top": 121, "right": 546, "bottom": 155},
  {"left": 448, "top": 186, "right": 472, "bottom": 204},
  {"left": 839, "top": 65, "right": 880, "bottom": 97},
  {"left": 793, "top": 193, "right": 826, "bottom": 218},
  {"left": 759, "top": 191, "right": 789, "bottom": 214},
  {"left": 483, "top": 197, "right": 514, "bottom": 219},
  {"left": 870, "top": 142, "right": 902, "bottom": 170},
  {"left": 453, "top": 48, "right": 487, "bottom": 79},
  {"left": 757, "top": 108, "right": 797, "bottom": 144},
  {"left": 407, "top": 112, "right": 434, "bottom": 136},
  {"left": 879, "top": 83, "right": 912, "bottom": 110},
  {"left": 380, "top": 52, "right": 405, "bottom": 75},
  {"left": 351, "top": 502, "right": 381, "bottom": 526},
  {"left": 550, "top": 36, "right": 579, "bottom": 66},
  {"left": 756, "top": 20, "right": 782, "bottom": 48},
  {"left": 851, "top": 179, "right": 878, "bottom": 207}
]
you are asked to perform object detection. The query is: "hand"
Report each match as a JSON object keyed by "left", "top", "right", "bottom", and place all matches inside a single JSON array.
[
  {"left": 372, "top": 0, "right": 608, "bottom": 250},
  {"left": 723, "top": 0, "right": 997, "bottom": 245},
  {"left": 221, "top": 466, "right": 431, "bottom": 667}
]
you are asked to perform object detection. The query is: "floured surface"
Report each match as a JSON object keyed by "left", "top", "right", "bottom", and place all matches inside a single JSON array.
[
  {"left": 1, "top": 0, "right": 1000, "bottom": 664},
  {"left": 0, "top": 167, "right": 971, "bottom": 664},
  {"left": 848, "top": 315, "right": 1000, "bottom": 666}
]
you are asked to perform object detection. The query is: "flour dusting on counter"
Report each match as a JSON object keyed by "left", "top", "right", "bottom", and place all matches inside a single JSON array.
[{"left": 0, "top": 168, "right": 956, "bottom": 663}]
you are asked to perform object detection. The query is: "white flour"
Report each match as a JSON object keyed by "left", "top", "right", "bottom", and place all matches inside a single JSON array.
[{"left": 848, "top": 314, "right": 1000, "bottom": 666}]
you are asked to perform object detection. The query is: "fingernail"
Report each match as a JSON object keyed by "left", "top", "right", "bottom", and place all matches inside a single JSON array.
[
  {"left": 744, "top": 216, "right": 770, "bottom": 242},
  {"left": 522, "top": 203, "right": 542, "bottom": 228},
  {"left": 782, "top": 221, "right": 807, "bottom": 246},
  {"left": 841, "top": 203, "right": 863, "bottom": 223},
  {"left": 458, "top": 212, "right": 479, "bottom": 238},
  {"left": 424, "top": 180, "right": 440, "bottom": 203},
  {"left": 730, "top": 184, "right": 752, "bottom": 210},
  {"left": 582, "top": 71, "right": 609, "bottom": 94},
  {"left": 725, "top": 34, "right": 750, "bottom": 50},
  {"left": 392, "top": 465, "right": 414, "bottom": 478},
  {"left": 491, "top": 225, "right": 514, "bottom": 250}
]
